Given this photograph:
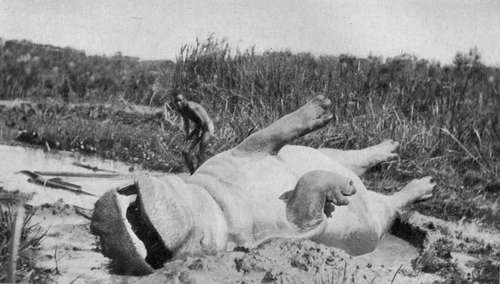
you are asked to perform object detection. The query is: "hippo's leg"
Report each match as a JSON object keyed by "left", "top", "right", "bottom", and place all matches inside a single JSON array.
[
  {"left": 391, "top": 176, "right": 436, "bottom": 207},
  {"left": 365, "top": 176, "right": 435, "bottom": 235},
  {"left": 319, "top": 139, "right": 399, "bottom": 175},
  {"left": 234, "top": 95, "right": 332, "bottom": 156}
]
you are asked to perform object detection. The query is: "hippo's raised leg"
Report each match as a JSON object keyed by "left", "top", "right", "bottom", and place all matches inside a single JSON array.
[
  {"left": 234, "top": 95, "right": 332, "bottom": 156},
  {"left": 319, "top": 139, "right": 399, "bottom": 175}
]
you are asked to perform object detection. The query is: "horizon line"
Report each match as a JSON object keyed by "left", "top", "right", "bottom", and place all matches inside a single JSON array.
[{"left": 2, "top": 36, "right": 499, "bottom": 68}]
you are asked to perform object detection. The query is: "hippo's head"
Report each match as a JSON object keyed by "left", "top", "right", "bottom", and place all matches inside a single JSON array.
[{"left": 90, "top": 176, "right": 194, "bottom": 275}]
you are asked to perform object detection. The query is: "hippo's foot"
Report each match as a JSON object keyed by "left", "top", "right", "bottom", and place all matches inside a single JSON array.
[
  {"left": 394, "top": 176, "right": 436, "bottom": 207},
  {"left": 367, "top": 139, "right": 399, "bottom": 166},
  {"left": 235, "top": 95, "right": 332, "bottom": 155},
  {"left": 354, "top": 139, "right": 398, "bottom": 175}
]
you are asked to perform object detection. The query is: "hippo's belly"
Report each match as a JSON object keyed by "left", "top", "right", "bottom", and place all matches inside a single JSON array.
[
  {"left": 192, "top": 146, "right": 381, "bottom": 251},
  {"left": 192, "top": 150, "right": 299, "bottom": 246}
]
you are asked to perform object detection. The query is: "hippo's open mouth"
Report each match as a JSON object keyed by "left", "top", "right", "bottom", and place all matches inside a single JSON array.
[
  {"left": 324, "top": 196, "right": 335, "bottom": 218},
  {"left": 125, "top": 197, "right": 173, "bottom": 269}
]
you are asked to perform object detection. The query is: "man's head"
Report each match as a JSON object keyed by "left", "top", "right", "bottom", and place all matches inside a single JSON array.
[{"left": 173, "top": 93, "right": 188, "bottom": 109}]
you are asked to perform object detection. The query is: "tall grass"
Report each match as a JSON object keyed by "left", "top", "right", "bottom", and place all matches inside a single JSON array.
[{"left": 172, "top": 38, "right": 499, "bottom": 174}]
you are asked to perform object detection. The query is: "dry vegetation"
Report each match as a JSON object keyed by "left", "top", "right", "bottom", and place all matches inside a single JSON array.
[
  {"left": 1, "top": 36, "right": 499, "bottom": 282},
  {"left": 0, "top": 191, "right": 45, "bottom": 282}
]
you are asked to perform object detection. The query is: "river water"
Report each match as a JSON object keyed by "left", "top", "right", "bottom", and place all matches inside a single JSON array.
[{"left": 0, "top": 144, "right": 136, "bottom": 209}]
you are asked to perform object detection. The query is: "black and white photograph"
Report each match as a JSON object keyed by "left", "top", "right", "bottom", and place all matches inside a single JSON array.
[{"left": 0, "top": 0, "right": 499, "bottom": 283}]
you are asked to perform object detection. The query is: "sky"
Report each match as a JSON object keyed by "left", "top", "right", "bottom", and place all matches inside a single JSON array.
[{"left": 1, "top": 0, "right": 500, "bottom": 65}]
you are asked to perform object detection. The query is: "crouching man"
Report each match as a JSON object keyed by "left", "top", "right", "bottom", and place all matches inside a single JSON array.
[{"left": 171, "top": 91, "right": 215, "bottom": 173}]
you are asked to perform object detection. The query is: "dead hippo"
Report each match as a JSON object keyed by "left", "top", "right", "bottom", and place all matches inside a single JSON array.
[{"left": 90, "top": 95, "right": 435, "bottom": 275}]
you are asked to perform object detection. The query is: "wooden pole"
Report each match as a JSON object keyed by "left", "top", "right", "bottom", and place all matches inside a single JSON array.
[{"left": 7, "top": 202, "right": 26, "bottom": 283}]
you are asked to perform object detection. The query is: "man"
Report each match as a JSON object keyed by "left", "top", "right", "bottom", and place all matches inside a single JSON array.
[{"left": 171, "top": 92, "right": 215, "bottom": 173}]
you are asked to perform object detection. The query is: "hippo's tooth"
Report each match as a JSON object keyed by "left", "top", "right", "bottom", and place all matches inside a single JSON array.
[{"left": 323, "top": 198, "right": 335, "bottom": 218}]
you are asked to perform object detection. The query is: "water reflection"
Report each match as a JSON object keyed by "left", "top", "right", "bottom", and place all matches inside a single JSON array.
[{"left": 0, "top": 145, "right": 136, "bottom": 209}]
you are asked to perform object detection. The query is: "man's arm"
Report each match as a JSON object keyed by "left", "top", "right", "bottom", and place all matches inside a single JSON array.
[
  {"left": 182, "top": 116, "right": 190, "bottom": 137},
  {"left": 190, "top": 103, "right": 214, "bottom": 135}
]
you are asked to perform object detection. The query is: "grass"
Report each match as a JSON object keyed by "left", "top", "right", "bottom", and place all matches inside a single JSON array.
[{"left": 0, "top": 191, "right": 45, "bottom": 283}]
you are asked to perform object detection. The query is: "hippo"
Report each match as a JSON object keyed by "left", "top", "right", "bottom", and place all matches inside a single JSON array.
[{"left": 90, "top": 95, "right": 435, "bottom": 275}]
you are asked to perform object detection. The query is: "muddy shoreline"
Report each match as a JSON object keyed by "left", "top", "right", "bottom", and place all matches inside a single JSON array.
[{"left": 1, "top": 144, "right": 498, "bottom": 283}]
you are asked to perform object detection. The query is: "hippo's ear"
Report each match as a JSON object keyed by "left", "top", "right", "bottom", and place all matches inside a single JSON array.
[{"left": 279, "top": 190, "right": 294, "bottom": 202}]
